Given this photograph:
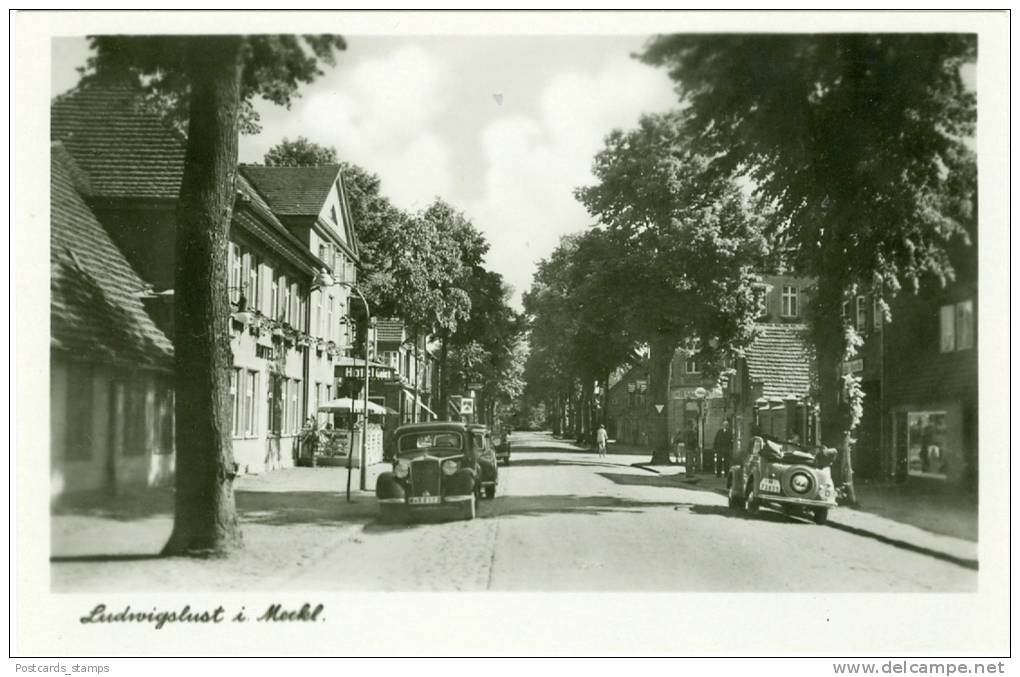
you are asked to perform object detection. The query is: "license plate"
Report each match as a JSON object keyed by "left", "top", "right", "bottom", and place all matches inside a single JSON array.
[
  {"left": 408, "top": 496, "right": 441, "bottom": 505},
  {"left": 759, "top": 478, "right": 781, "bottom": 494}
]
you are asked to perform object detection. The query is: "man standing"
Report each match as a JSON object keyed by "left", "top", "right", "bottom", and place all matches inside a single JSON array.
[
  {"left": 713, "top": 419, "right": 733, "bottom": 478},
  {"left": 595, "top": 424, "right": 609, "bottom": 458}
]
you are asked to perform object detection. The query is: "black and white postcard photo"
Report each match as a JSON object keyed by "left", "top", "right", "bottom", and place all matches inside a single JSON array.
[{"left": 10, "top": 9, "right": 1011, "bottom": 661}]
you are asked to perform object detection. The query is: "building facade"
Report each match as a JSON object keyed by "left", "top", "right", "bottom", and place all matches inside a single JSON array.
[{"left": 50, "top": 81, "right": 378, "bottom": 491}]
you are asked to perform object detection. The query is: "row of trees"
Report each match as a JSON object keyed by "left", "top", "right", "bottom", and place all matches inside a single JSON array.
[
  {"left": 524, "top": 35, "right": 977, "bottom": 479},
  {"left": 80, "top": 36, "right": 523, "bottom": 557}
]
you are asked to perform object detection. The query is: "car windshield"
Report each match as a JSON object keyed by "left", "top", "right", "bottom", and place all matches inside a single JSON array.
[{"left": 398, "top": 432, "right": 463, "bottom": 454}]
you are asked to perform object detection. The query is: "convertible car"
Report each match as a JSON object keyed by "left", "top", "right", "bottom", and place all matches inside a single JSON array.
[{"left": 727, "top": 435, "right": 838, "bottom": 524}]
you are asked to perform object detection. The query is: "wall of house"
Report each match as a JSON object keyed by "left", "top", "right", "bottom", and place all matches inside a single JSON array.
[{"left": 51, "top": 357, "right": 174, "bottom": 500}]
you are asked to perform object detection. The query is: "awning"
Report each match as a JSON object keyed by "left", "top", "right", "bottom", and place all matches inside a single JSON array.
[{"left": 318, "top": 398, "right": 391, "bottom": 415}]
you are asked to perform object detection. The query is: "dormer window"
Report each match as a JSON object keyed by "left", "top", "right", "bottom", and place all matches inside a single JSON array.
[{"left": 330, "top": 205, "right": 338, "bottom": 225}]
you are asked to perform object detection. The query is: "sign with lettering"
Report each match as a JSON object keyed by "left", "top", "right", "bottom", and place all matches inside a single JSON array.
[
  {"left": 467, "top": 382, "right": 483, "bottom": 391},
  {"left": 336, "top": 364, "right": 394, "bottom": 380},
  {"left": 841, "top": 359, "right": 864, "bottom": 375}
]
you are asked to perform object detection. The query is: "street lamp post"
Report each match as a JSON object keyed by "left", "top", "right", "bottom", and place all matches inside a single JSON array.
[{"left": 315, "top": 270, "right": 372, "bottom": 498}]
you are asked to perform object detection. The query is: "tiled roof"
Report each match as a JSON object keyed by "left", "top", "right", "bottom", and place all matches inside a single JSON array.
[
  {"left": 239, "top": 165, "right": 342, "bottom": 216},
  {"left": 744, "top": 323, "right": 814, "bottom": 399},
  {"left": 374, "top": 319, "right": 406, "bottom": 344},
  {"left": 51, "top": 82, "right": 186, "bottom": 200},
  {"left": 50, "top": 144, "right": 174, "bottom": 369}
]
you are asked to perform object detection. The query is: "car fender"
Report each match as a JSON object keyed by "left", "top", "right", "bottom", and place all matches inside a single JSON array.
[{"left": 376, "top": 471, "right": 406, "bottom": 500}]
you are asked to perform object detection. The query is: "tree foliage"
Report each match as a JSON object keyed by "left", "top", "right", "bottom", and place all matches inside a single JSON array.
[
  {"left": 84, "top": 35, "right": 347, "bottom": 135},
  {"left": 640, "top": 34, "right": 977, "bottom": 451},
  {"left": 264, "top": 136, "right": 339, "bottom": 166}
]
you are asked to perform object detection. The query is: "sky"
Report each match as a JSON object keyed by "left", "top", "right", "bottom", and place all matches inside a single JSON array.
[{"left": 52, "top": 36, "right": 680, "bottom": 307}]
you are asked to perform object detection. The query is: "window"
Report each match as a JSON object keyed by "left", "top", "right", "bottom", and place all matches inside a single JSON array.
[
  {"left": 290, "top": 379, "right": 301, "bottom": 433},
  {"left": 330, "top": 205, "right": 338, "bottom": 224},
  {"left": 684, "top": 359, "right": 701, "bottom": 375},
  {"left": 856, "top": 296, "right": 867, "bottom": 332},
  {"left": 269, "top": 375, "right": 284, "bottom": 436},
  {"left": 246, "top": 255, "right": 261, "bottom": 311},
  {"left": 327, "top": 295, "right": 335, "bottom": 341},
  {"left": 244, "top": 371, "right": 258, "bottom": 437},
  {"left": 290, "top": 283, "right": 300, "bottom": 328},
  {"left": 873, "top": 296, "right": 883, "bottom": 331},
  {"left": 277, "top": 274, "right": 288, "bottom": 322},
  {"left": 229, "top": 243, "right": 242, "bottom": 305},
  {"left": 124, "top": 380, "right": 147, "bottom": 456},
  {"left": 270, "top": 275, "right": 279, "bottom": 321},
  {"left": 841, "top": 301, "right": 849, "bottom": 324},
  {"left": 65, "top": 363, "right": 94, "bottom": 460},
  {"left": 315, "top": 293, "right": 323, "bottom": 337},
  {"left": 781, "top": 286, "right": 799, "bottom": 317},
  {"left": 940, "top": 299, "right": 975, "bottom": 352},
  {"left": 955, "top": 300, "right": 974, "bottom": 350},
  {"left": 230, "top": 369, "right": 241, "bottom": 438},
  {"left": 318, "top": 243, "right": 327, "bottom": 263}
]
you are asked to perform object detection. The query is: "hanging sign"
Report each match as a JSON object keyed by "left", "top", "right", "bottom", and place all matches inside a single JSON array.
[{"left": 460, "top": 398, "right": 475, "bottom": 415}]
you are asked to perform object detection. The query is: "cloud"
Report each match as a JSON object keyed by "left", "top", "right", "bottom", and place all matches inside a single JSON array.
[
  {"left": 245, "top": 43, "right": 454, "bottom": 210},
  {"left": 465, "top": 56, "right": 677, "bottom": 305}
]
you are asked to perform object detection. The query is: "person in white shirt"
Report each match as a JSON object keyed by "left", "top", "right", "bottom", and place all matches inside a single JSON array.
[{"left": 595, "top": 424, "right": 609, "bottom": 458}]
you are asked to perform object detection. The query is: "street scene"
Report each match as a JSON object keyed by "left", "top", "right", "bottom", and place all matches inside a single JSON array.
[
  {"left": 45, "top": 28, "right": 981, "bottom": 599},
  {"left": 52, "top": 431, "right": 976, "bottom": 592}
]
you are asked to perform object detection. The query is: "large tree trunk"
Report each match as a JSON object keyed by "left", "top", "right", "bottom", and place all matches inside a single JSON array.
[
  {"left": 551, "top": 396, "right": 562, "bottom": 436},
  {"left": 580, "top": 379, "right": 594, "bottom": 444},
  {"left": 648, "top": 334, "right": 677, "bottom": 464},
  {"left": 812, "top": 276, "right": 859, "bottom": 506},
  {"left": 163, "top": 37, "right": 244, "bottom": 557}
]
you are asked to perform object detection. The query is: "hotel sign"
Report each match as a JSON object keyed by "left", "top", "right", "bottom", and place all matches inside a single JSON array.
[
  {"left": 841, "top": 359, "right": 864, "bottom": 375},
  {"left": 336, "top": 364, "right": 394, "bottom": 380}
]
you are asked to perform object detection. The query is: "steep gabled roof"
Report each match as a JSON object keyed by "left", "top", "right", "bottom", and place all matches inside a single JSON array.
[
  {"left": 239, "top": 165, "right": 342, "bottom": 216},
  {"left": 744, "top": 323, "right": 814, "bottom": 399},
  {"left": 51, "top": 82, "right": 186, "bottom": 200},
  {"left": 50, "top": 144, "right": 174, "bottom": 369}
]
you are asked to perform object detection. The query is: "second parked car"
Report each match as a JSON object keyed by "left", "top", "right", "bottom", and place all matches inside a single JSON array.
[{"left": 727, "top": 435, "right": 838, "bottom": 524}]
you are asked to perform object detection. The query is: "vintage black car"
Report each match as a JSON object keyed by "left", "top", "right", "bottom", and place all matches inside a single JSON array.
[
  {"left": 376, "top": 422, "right": 480, "bottom": 522},
  {"left": 727, "top": 435, "right": 838, "bottom": 524},
  {"left": 469, "top": 424, "right": 498, "bottom": 499}
]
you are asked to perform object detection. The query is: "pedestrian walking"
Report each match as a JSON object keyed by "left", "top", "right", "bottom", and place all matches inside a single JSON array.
[
  {"left": 712, "top": 419, "right": 733, "bottom": 478},
  {"left": 684, "top": 419, "right": 700, "bottom": 474},
  {"left": 595, "top": 424, "right": 608, "bottom": 458}
]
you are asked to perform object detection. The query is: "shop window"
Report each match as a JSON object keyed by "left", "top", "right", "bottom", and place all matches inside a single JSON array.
[
  {"left": 940, "top": 299, "right": 975, "bottom": 352},
  {"left": 781, "top": 286, "right": 799, "bottom": 317},
  {"left": 905, "top": 411, "right": 948, "bottom": 478},
  {"left": 65, "top": 363, "right": 94, "bottom": 460}
]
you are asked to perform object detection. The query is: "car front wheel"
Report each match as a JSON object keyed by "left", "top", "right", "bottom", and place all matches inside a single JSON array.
[
  {"left": 813, "top": 508, "right": 828, "bottom": 525},
  {"left": 463, "top": 495, "right": 476, "bottom": 520},
  {"left": 744, "top": 479, "right": 759, "bottom": 514},
  {"left": 727, "top": 475, "right": 742, "bottom": 510},
  {"left": 485, "top": 485, "right": 496, "bottom": 499}
]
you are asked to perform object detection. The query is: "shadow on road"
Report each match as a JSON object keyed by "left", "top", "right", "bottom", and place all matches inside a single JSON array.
[
  {"left": 509, "top": 458, "right": 654, "bottom": 472},
  {"left": 686, "top": 503, "right": 802, "bottom": 524},
  {"left": 50, "top": 553, "right": 166, "bottom": 563},
  {"left": 597, "top": 471, "right": 729, "bottom": 496}
]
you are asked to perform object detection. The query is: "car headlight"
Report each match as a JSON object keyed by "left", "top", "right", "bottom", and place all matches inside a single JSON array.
[
  {"left": 394, "top": 460, "right": 410, "bottom": 479},
  {"left": 442, "top": 459, "right": 459, "bottom": 476}
]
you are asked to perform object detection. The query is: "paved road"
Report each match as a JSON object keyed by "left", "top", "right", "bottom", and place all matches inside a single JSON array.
[
  {"left": 52, "top": 431, "right": 975, "bottom": 592},
  {"left": 279, "top": 431, "right": 975, "bottom": 592}
]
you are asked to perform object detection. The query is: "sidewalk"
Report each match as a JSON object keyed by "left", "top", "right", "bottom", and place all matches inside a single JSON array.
[{"left": 567, "top": 437, "right": 978, "bottom": 568}]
